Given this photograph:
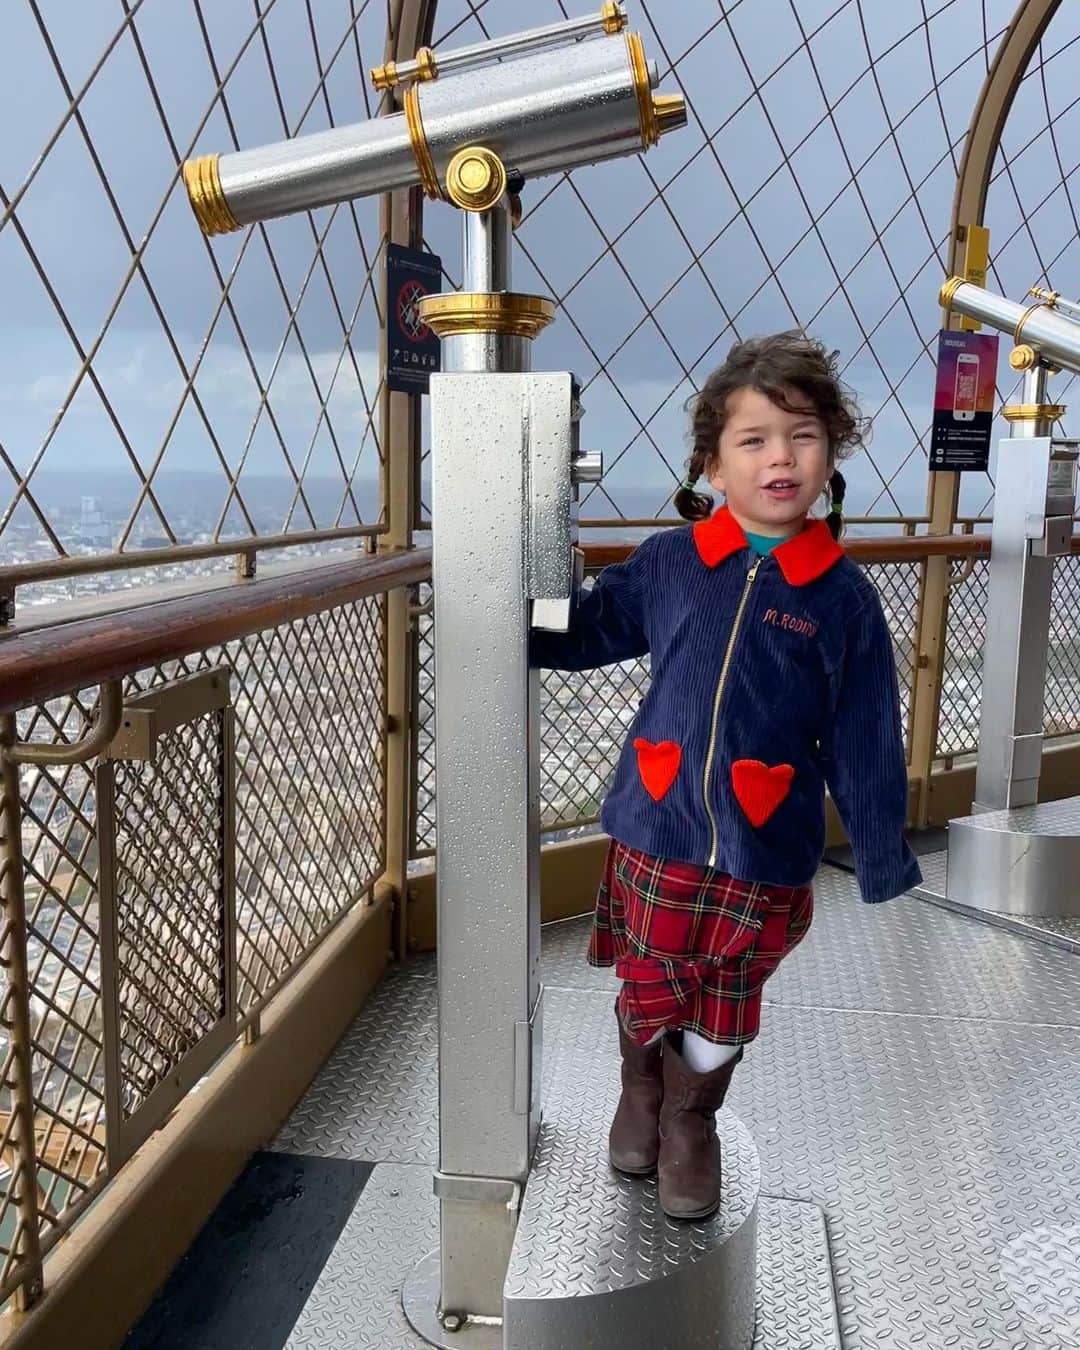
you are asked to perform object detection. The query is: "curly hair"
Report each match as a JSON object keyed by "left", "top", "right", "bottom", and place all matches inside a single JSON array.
[{"left": 675, "top": 331, "right": 868, "bottom": 538}]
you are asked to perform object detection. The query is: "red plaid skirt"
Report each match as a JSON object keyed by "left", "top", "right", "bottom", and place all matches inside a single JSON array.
[{"left": 590, "top": 839, "right": 813, "bottom": 1047}]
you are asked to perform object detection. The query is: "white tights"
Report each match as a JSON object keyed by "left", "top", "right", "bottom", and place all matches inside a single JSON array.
[{"left": 645, "top": 1027, "right": 743, "bottom": 1073}]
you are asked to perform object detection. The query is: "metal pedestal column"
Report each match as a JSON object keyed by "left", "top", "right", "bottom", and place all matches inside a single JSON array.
[
  {"left": 973, "top": 362, "right": 1055, "bottom": 814},
  {"left": 403, "top": 201, "right": 545, "bottom": 1346},
  {"left": 945, "top": 361, "right": 1080, "bottom": 915}
]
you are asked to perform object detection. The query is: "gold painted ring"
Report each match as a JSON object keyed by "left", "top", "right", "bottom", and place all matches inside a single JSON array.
[
  {"left": 625, "top": 32, "right": 657, "bottom": 148},
  {"left": 417, "top": 292, "right": 557, "bottom": 340},
  {"left": 182, "top": 154, "right": 239, "bottom": 236},
  {"left": 601, "top": 2, "right": 627, "bottom": 35},
  {"left": 1001, "top": 403, "right": 1066, "bottom": 423}
]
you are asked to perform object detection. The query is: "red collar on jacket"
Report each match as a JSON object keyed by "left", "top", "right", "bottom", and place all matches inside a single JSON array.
[{"left": 693, "top": 506, "right": 843, "bottom": 586}]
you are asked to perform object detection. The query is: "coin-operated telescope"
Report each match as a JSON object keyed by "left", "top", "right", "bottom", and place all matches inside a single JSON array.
[
  {"left": 183, "top": 8, "right": 686, "bottom": 1345},
  {"left": 938, "top": 277, "right": 1080, "bottom": 918},
  {"left": 183, "top": 3, "right": 684, "bottom": 230}
]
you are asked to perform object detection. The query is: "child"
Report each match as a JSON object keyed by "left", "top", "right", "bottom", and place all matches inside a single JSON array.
[{"left": 531, "top": 332, "right": 921, "bottom": 1221}]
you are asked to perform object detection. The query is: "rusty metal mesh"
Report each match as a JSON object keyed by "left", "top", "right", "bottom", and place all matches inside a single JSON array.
[
  {"left": 108, "top": 711, "right": 229, "bottom": 1120},
  {"left": 0, "top": 592, "right": 384, "bottom": 1301}
]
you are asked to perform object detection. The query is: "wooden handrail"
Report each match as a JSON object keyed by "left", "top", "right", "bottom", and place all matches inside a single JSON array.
[
  {"left": 0, "top": 548, "right": 432, "bottom": 715},
  {"left": 3, "top": 529, "right": 1077, "bottom": 713}
]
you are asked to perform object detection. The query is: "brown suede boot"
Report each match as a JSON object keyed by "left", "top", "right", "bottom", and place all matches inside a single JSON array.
[
  {"left": 657, "top": 1038, "right": 742, "bottom": 1219},
  {"left": 608, "top": 1021, "right": 664, "bottom": 1176}
]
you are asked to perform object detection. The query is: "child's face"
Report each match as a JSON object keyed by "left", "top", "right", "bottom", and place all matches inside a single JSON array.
[{"left": 707, "top": 385, "right": 831, "bottom": 537}]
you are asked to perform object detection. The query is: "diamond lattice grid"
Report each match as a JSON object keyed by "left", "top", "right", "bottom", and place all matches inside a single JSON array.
[
  {"left": 1045, "top": 552, "right": 1080, "bottom": 738},
  {"left": 937, "top": 556, "right": 989, "bottom": 759},
  {"left": 5, "top": 694, "right": 107, "bottom": 1291},
  {"left": 0, "top": 593, "right": 386, "bottom": 1301},
  {"left": 862, "top": 560, "right": 920, "bottom": 753},
  {"left": 420, "top": 0, "right": 1016, "bottom": 524},
  {"left": 0, "top": 1, "right": 387, "bottom": 598},
  {"left": 125, "top": 598, "right": 387, "bottom": 1013},
  {"left": 110, "top": 712, "right": 228, "bottom": 1119},
  {"left": 965, "top": 4, "right": 1080, "bottom": 521},
  {"left": 412, "top": 582, "right": 436, "bottom": 858},
  {"left": 541, "top": 655, "right": 651, "bottom": 829}
]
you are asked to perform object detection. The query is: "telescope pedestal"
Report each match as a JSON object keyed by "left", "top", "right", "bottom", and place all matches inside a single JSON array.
[
  {"left": 945, "top": 796, "right": 1080, "bottom": 917},
  {"left": 502, "top": 999, "right": 759, "bottom": 1350},
  {"left": 401, "top": 987, "right": 840, "bottom": 1349}
]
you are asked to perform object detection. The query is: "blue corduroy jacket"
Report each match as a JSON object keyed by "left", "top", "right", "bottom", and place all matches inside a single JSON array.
[{"left": 530, "top": 507, "right": 922, "bottom": 903}]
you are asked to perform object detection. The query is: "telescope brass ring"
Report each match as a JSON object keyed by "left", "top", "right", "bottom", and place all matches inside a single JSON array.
[
  {"left": 370, "top": 61, "right": 397, "bottom": 92},
  {"left": 404, "top": 85, "right": 442, "bottom": 199},
  {"left": 652, "top": 94, "right": 687, "bottom": 139},
  {"left": 1009, "top": 344, "right": 1037, "bottom": 372},
  {"left": 445, "top": 146, "right": 507, "bottom": 213},
  {"left": 938, "top": 275, "right": 965, "bottom": 310},
  {"left": 1013, "top": 299, "right": 1050, "bottom": 346},
  {"left": 1001, "top": 403, "right": 1066, "bottom": 423},
  {"left": 601, "top": 2, "right": 627, "bottom": 34},
  {"left": 415, "top": 47, "right": 438, "bottom": 82},
  {"left": 418, "top": 292, "right": 557, "bottom": 340},
  {"left": 625, "top": 32, "right": 657, "bottom": 148},
  {"left": 182, "top": 154, "right": 239, "bottom": 236}
]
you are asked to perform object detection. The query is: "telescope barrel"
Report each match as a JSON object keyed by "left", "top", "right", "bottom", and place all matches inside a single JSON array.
[
  {"left": 941, "top": 277, "right": 1080, "bottom": 377},
  {"left": 372, "top": 3, "right": 627, "bottom": 91},
  {"left": 184, "top": 34, "right": 684, "bottom": 234}
]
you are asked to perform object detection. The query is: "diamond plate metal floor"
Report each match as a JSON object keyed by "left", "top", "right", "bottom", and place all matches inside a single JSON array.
[
  {"left": 504, "top": 992, "right": 762, "bottom": 1349},
  {"left": 274, "top": 866, "right": 1080, "bottom": 1349},
  {"left": 284, "top": 1166, "right": 840, "bottom": 1350}
]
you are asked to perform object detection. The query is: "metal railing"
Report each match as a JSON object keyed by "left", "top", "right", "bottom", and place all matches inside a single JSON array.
[
  {"left": 0, "top": 547, "right": 427, "bottom": 1311},
  {"left": 410, "top": 531, "right": 1080, "bottom": 857}
]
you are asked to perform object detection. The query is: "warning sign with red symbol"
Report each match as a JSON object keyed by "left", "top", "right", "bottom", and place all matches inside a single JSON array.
[{"left": 387, "top": 243, "right": 442, "bottom": 394}]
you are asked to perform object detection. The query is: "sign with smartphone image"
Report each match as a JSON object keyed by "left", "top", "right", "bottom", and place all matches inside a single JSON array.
[{"left": 929, "top": 329, "right": 999, "bottom": 471}]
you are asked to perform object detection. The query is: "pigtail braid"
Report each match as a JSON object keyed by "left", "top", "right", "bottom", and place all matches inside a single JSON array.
[
  {"left": 826, "top": 467, "right": 846, "bottom": 540},
  {"left": 674, "top": 445, "right": 714, "bottom": 522}
]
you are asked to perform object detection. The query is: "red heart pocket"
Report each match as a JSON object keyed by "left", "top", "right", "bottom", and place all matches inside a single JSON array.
[
  {"left": 633, "top": 738, "right": 682, "bottom": 802},
  {"left": 731, "top": 759, "right": 795, "bottom": 827}
]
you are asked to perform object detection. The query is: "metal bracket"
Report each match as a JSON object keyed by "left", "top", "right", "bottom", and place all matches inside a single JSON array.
[
  {"left": 107, "top": 667, "right": 231, "bottom": 763},
  {"left": 433, "top": 1174, "right": 521, "bottom": 1214}
]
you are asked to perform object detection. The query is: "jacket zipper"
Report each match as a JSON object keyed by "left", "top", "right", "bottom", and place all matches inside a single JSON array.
[{"left": 702, "top": 557, "right": 762, "bottom": 867}]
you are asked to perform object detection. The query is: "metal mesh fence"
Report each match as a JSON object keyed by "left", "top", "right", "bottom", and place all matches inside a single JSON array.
[
  {"left": 863, "top": 559, "right": 921, "bottom": 757},
  {"left": 936, "top": 556, "right": 990, "bottom": 760},
  {"left": 411, "top": 554, "right": 925, "bottom": 855},
  {"left": 964, "top": 2, "right": 1080, "bottom": 521},
  {"left": 0, "top": 592, "right": 385, "bottom": 1303},
  {"left": 421, "top": 0, "right": 1017, "bottom": 525},
  {"left": 1, "top": 1, "right": 389, "bottom": 605},
  {"left": 937, "top": 550, "right": 1080, "bottom": 759},
  {"left": 1045, "top": 551, "right": 1080, "bottom": 737},
  {"left": 107, "top": 710, "right": 229, "bottom": 1121}
]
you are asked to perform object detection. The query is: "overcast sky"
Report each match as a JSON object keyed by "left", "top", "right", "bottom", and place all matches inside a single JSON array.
[{"left": 2, "top": 0, "right": 1079, "bottom": 543}]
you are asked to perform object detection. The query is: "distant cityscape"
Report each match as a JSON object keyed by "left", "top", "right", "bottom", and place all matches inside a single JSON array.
[{"left": 0, "top": 471, "right": 385, "bottom": 610}]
